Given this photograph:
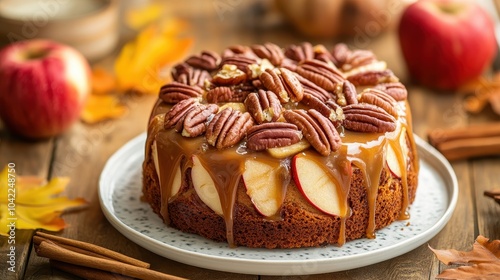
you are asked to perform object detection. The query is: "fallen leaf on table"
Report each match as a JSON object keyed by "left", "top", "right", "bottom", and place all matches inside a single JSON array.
[
  {"left": 81, "top": 94, "right": 128, "bottom": 124},
  {"left": 489, "top": 93, "right": 500, "bottom": 115},
  {"left": 114, "top": 18, "right": 193, "bottom": 94},
  {"left": 430, "top": 235, "right": 500, "bottom": 279},
  {"left": 125, "top": 3, "right": 164, "bottom": 30},
  {"left": 91, "top": 67, "right": 116, "bottom": 95},
  {"left": 0, "top": 166, "right": 86, "bottom": 235},
  {"left": 460, "top": 75, "right": 500, "bottom": 116}
]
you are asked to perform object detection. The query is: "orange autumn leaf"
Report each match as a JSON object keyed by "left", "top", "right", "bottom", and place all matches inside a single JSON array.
[
  {"left": 81, "top": 94, "right": 128, "bottom": 124},
  {"left": 430, "top": 235, "right": 500, "bottom": 279},
  {"left": 91, "top": 67, "right": 116, "bottom": 95},
  {"left": 0, "top": 166, "right": 86, "bottom": 235},
  {"left": 114, "top": 18, "right": 193, "bottom": 94}
]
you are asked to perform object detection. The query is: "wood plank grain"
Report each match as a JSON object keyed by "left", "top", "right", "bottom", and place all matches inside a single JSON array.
[
  {"left": 472, "top": 158, "right": 500, "bottom": 240},
  {"left": 0, "top": 129, "right": 54, "bottom": 280},
  {"left": 407, "top": 83, "right": 476, "bottom": 279}
]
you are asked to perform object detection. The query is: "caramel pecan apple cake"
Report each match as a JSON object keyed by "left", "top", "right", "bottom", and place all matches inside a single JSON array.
[{"left": 142, "top": 42, "right": 419, "bottom": 249}]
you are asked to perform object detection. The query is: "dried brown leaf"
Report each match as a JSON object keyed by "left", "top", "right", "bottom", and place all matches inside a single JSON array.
[
  {"left": 489, "top": 92, "right": 500, "bottom": 116},
  {"left": 430, "top": 235, "right": 500, "bottom": 279},
  {"left": 464, "top": 95, "right": 489, "bottom": 114},
  {"left": 461, "top": 73, "right": 500, "bottom": 116}
]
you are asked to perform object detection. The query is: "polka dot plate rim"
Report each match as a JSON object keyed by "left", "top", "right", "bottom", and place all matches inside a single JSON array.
[{"left": 99, "top": 133, "right": 458, "bottom": 276}]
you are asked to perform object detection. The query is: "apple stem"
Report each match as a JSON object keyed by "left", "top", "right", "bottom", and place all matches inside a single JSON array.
[
  {"left": 26, "top": 49, "right": 49, "bottom": 60},
  {"left": 437, "top": 3, "right": 464, "bottom": 15}
]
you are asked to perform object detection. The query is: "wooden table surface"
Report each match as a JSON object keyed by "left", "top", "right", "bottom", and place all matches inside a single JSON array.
[{"left": 1, "top": 1, "right": 499, "bottom": 279}]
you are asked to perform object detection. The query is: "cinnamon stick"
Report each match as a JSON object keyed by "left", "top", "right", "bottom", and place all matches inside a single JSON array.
[
  {"left": 428, "top": 123, "right": 500, "bottom": 161},
  {"left": 34, "top": 232, "right": 149, "bottom": 268},
  {"left": 484, "top": 189, "right": 500, "bottom": 205},
  {"left": 50, "top": 260, "right": 135, "bottom": 280},
  {"left": 36, "top": 241, "right": 186, "bottom": 280}
]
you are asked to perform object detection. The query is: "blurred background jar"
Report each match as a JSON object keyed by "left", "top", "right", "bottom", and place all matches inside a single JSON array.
[{"left": 0, "top": 0, "right": 119, "bottom": 61}]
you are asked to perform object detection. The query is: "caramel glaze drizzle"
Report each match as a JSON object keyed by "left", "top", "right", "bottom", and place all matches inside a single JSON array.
[
  {"left": 196, "top": 149, "right": 244, "bottom": 246},
  {"left": 147, "top": 101, "right": 419, "bottom": 247}
]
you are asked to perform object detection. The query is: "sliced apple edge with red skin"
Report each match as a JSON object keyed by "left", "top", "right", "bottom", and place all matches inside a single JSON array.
[
  {"left": 291, "top": 153, "right": 344, "bottom": 216},
  {"left": 191, "top": 155, "right": 223, "bottom": 215},
  {"left": 242, "top": 158, "right": 283, "bottom": 217},
  {"left": 386, "top": 127, "right": 410, "bottom": 179}
]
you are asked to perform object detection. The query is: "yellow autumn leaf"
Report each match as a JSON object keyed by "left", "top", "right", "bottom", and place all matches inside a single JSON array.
[
  {"left": 114, "top": 18, "right": 193, "bottom": 94},
  {"left": 125, "top": 3, "right": 164, "bottom": 30},
  {"left": 81, "top": 94, "right": 128, "bottom": 124},
  {"left": 0, "top": 166, "right": 86, "bottom": 235}
]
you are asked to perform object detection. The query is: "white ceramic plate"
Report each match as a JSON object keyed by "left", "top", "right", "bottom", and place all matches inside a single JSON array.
[{"left": 99, "top": 133, "right": 458, "bottom": 276}]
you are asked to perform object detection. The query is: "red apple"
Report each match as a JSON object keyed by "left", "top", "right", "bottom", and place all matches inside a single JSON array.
[
  {"left": 398, "top": 0, "right": 497, "bottom": 90},
  {"left": 0, "top": 39, "right": 90, "bottom": 139}
]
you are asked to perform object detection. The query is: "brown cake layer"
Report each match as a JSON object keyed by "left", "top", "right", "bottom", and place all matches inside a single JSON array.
[
  {"left": 141, "top": 42, "right": 419, "bottom": 249},
  {"left": 143, "top": 153, "right": 418, "bottom": 248}
]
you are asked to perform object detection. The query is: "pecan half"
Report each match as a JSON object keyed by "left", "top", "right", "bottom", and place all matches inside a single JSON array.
[
  {"left": 212, "top": 64, "right": 247, "bottom": 86},
  {"left": 343, "top": 103, "right": 396, "bottom": 133},
  {"left": 251, "top": 42, "right": 284, "bottom": 66},
  {"left": 280, "top": 58, "right": 298, "bottom": 72},
  {"left": 342, "top": 50, "right": 377, "bottom": 71},
  {"left": 359, "top": 88, "right": 398, "bottom": 118},
  {"left": 159, "top": 82, "right": 203, "bottom": 104},
  {"left": 284, "top": 42, "right": 314, "bottom": 62},
  {"left": 283, "top": 109, "right": 342, "bottom": 156},
  {"left": 171, "top": 63, "right": 210, "bottom": 88},
  {"left": 313, "top": 44, "right": 335, "bottom": 64},
  {"left": 206, "top": 87, "right": 233, "bottom": 103},
  {"left": 300, "top": 94, "right": 344, "bottom": 127},
  {"left": 221, "top": 45, "right": 256, "bottom": 58},
  {"left": 259, "top": 68, "right": 304, "bottom": 103},
  {"left": 247, "top": 122, "right": 302, "bottom": 151},
  {"left": 206, "top": 107, "right": 254, "bottom": 149},
  {"left": 330, "top": 43, "right": 350, "bottom": 67},
  {"left": 182, "top": 104, "right": 219, "bottom": 137},
  {"left": 374, "top": 82, "right": 408, "bottom": 101},
  {"left": 295, "top": 73, "right": 332, "bottom": 102},
  {"left": 185, "top": 50, "right": 221, "bottom": 71},
  {"left": 245, "top": 89, "right": 282, "bottom": 124},
  {"left": 206, "top": 86, "right": 249, "bottom": 103},
  {"left": 335, "top": 80, "right": 358, "bottom": 106},
  {"left": 251, "top": 79, "right": 264, "bottom": 89},
  {"left": 171, "top": 62, "right": 191, "bottom": 82},
  {"left": 296, "top": 59, "right": 345, "bottom": 91},
  {"left": 164, "top": 98, "right": 199, "bottom": 130},
  {"left": 220, "top": 56, "right": 258, "bottom": 74},
  {"left": 347, "top": 69, "right": 398, "bottom": 86}
]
